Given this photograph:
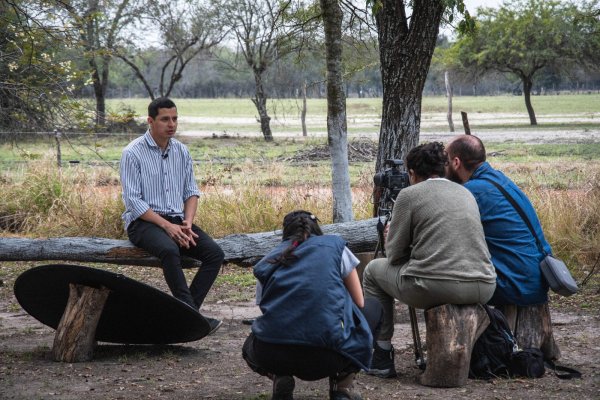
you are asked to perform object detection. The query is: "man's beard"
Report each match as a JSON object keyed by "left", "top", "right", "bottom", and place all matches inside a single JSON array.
[{"left": 445, "top": 165, "right": 463, "bottom": 184}]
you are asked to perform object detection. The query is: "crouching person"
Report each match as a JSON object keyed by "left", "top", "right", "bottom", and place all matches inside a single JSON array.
[
  {"left": 242, "top": 210, "right": 382, "bottom": 400},
  {"left": 363, "top": 142, "right": 497, "bottom": 378}
]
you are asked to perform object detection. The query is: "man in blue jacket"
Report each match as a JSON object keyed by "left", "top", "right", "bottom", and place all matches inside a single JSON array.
[{"left": 445, "top": 135, "right": 550, "bottom": 306}]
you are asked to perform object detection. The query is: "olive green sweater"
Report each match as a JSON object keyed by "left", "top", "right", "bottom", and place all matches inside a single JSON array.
[{"left": 386, "top": 178, "right": 496, "bottom": 283}]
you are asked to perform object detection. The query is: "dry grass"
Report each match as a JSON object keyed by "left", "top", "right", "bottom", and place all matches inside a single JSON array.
[{"left": 0, "top": 158, "right": 598, "bottom": 281}]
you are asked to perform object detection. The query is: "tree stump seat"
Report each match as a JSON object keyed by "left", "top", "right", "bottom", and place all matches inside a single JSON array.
[
  {"left": 14, "top": 264, "right": 211, "bottom": 363},
  {"left": 419, "top": 303, "right": 490, "bottom": 388},
  {"left": 496, "top": 303, "right": 560, "bottom": 361}
]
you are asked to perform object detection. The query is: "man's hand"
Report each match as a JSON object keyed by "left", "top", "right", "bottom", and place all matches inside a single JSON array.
[
  {"left": 179, "top": 219, "right": 199, "bottom": 248},
  {"left": 163, "top": 220, "right": 197, "bottom": 249}
]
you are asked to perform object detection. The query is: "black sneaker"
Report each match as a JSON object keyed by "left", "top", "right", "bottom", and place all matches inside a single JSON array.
[
  {"left": 204, "top": 317, "right": 222, "bottom": 335},
  {"left": 367, "top": 344, "right": 397, "bottom": 378},
  {"left": 272, "top": 375, "right": 295, "bottom": 400}
]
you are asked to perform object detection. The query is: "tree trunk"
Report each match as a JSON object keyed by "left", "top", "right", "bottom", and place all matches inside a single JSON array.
[
  {"left": 522, "top": 75, "right": 538, "bottom": 125},
  {"left": 420, "top": 304, "right": 489, "bottom": 387},
  {"left": 445, "top": 71, "right": 454, "bottom": 132},
  {"left": 321, "top": 0, "right": 353, "bottom": 223},
  {"left": 52, "top": 283, "right": 111, "bottom": 362},
  {"left": 0, "top": 218, "right": 380, "bottom": 267},
  {"left": 90, "top": 61, "right": 106, "bottom": 127},
  {"left": 301, "top": 80, "right": 308, "bottom": 137},
  {"left": 374, "top": 1, "right": 445, "bottom": 172},
  {"left": 251, "top": 70, "right": 273, "bottom": 142}
]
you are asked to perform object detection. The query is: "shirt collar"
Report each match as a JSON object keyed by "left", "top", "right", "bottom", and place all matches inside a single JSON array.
[
  {"left": 470, "top": 161, "right": 491, "bottom": 180},
  {"left": 143, "top": 129, "right": 171, "bottom": 151}
]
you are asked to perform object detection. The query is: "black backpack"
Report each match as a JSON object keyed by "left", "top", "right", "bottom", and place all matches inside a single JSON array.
[{"left": 469, "top": 305, "right": 519, "bottom": 379}]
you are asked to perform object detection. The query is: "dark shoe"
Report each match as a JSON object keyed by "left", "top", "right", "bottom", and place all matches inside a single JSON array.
[
  {"left": 329, "top": 373, "right": 362, "bottom": 400},
  {"left": 204, "top": 317, "right": 222, "bottom": 335},
  {"left": 366, "top": 344, "right": 397, "bottom": 378},
  {"left": 272, "top": 375, "right": 295, "bottom": 400}
]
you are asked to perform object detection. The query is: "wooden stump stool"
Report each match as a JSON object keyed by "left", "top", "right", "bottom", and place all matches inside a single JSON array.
[
  {"left": 52, "top": 283, "right": 111, "bottom": 362},
  {"left": 497, "top": 303, "right": 561, "bottom": 360},
  {"left": 419, "top": 304, "right": 489, "bottom": 388}
]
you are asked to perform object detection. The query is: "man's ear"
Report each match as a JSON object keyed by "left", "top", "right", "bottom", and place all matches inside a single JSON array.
[
  {"left": 147, "top": 116, "right": 153, "bottom": 125},
  {"left": 451, "top": 156, "right": 461, "bottom": 170}
]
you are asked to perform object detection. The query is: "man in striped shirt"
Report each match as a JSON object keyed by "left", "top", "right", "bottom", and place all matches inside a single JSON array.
[{"left": 120, "top": 97, "right": 224, "bottom": 334}]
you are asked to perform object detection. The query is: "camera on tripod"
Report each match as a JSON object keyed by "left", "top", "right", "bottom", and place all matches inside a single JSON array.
[{"left": 373, "top": 159, "right": 410, "bottom": 216}]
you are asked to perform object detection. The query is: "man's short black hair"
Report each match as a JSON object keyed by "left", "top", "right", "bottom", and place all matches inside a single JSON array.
[
  {"left": 148, "top": 97, "right": 176, "bottom": 119},
  {"left": 406, "top": 141, "right": 448, "bottom": 178},
  {"left": 447, "top": 135, "right": 486, "bottom": 172}
]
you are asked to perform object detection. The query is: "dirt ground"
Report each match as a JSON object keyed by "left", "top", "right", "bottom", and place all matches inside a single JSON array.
[{"left": 0, "top": 262, "right": 598, "bottom": 400}]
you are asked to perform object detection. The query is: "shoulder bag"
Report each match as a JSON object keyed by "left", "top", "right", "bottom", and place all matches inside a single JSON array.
[{"left": 480, "top": 178, "right": 578, "bottom": 297}]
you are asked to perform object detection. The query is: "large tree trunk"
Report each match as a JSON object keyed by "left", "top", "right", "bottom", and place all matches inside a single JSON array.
[
  {"left": 522, "top": 75, "right": 538, "bottom": 125},
  {"left": 321, "top": 0, "right": 353, "bottom": 223},
  {"left": 251, "top": 70, "right": 273, "bottom": 142},
  {"left": 374, "top": 1, "right": 445, "bottom": 172}
]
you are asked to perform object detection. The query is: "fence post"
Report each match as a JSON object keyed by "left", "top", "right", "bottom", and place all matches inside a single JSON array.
[{"left": 54, "top": 129, "right": 62, "bottom": 168}]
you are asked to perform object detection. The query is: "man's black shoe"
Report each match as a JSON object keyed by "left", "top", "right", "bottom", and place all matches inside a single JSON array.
[
  {"left": 366, "top": 344, "right": 397, "bottom": 378},
  {"left": 204, "top": 317, "right": 222, "bottom": 335}
]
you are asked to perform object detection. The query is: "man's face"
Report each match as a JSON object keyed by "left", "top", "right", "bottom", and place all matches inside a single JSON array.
[
  {"left": 445, "top": 152, "right": 464, "bottom": 184},
  {"left": 148, "top": 107, "right": 177, "bottom": 144}
]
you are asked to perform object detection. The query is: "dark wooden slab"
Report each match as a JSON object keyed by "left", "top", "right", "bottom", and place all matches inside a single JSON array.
[{"left": 14, "top": 264, "right": 211, "bottom": 344}]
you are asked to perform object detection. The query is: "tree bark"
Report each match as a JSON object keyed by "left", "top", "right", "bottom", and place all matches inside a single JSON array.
[
  {"left": 497, "top": 303, "right": 560, "bottom": 361},
  {"left": 420, "top": 304, "right": 489, "bottom": 387},
  {"left": 52, "top": 283, "right": 111, "bottom": 362},
  {"left": 321, "top": 0, "right": 353, "bottom": 223},
  {"left": 251, "top": 70, "right": 273, "bottom": 142},
  {"left": 0, "top": 218, "right": 379, "bottom": 267},
  {"left": 301, "top": 80, "right": 308, "bottom": 137},
  {"left": 522, "top": 75, "right": 538, "bottom": 125},
  {"left": 374, "top": 1, "right": 445, "bottom": 172},
  {"left": 445, "top": 71, "right": 454, "bottom": 132}
]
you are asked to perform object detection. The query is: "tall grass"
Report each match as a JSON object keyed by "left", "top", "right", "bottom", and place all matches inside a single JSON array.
[{"left": 1, "top": 155, "right": 598, "bottom": 282}]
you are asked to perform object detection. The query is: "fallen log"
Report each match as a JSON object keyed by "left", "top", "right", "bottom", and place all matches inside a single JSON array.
[{"left": 0, "top": 217, "right": 380, "bottom": 267}]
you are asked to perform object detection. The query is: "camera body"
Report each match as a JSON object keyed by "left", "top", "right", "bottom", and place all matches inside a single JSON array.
[{"left": 373, "top": 159, "right": 410, "bottom": 216}]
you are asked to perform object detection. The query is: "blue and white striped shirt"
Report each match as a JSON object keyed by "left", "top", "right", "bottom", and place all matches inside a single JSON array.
[{"left": 120, "top": 130, "right": 201, "bottom": 230}]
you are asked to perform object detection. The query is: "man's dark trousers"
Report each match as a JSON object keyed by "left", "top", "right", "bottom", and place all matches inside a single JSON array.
[{"left": 127, "top": 215, "right": 224, "bottom": 309}]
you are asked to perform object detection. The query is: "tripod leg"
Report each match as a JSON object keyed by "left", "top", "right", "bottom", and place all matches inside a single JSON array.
[{"left": 409, "top": 306, "right": 426, "bottom": 370}]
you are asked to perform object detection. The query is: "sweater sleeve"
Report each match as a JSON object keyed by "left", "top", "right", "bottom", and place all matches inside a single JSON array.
[{"left": 385, "top": 190, "right": 412, "bottom": 265}]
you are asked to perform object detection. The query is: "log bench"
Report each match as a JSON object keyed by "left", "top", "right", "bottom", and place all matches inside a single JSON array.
[
  {"left": 419, "top": 303, "right": 490, "bottom": 387},
  {"left": 2, "top": 219, "right": 380, "bottom": 363}
]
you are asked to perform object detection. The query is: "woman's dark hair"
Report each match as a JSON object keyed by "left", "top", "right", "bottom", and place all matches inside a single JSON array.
[
  {"left": 405, "top": 141, "right": 448, "bottom": 179},
  {"left": 269, "top": 210, "right": 323, "bottom": 266},
  {"left": 148, "top": 97, "right": 176, "bottom": 119}
]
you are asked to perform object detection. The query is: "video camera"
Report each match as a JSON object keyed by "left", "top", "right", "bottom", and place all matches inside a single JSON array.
[{"left": 373, "top": 159, "right": 410, "bottom": 217}]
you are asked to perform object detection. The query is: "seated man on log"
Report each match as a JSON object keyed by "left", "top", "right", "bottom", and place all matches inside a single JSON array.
[
  {"left": 120, "top": 97, "right": 224, "bottom": 334},
  {"left": 445, "top": 134, "right": 560, "bottom": 359},
  {"left": 362, "top": 142, "right": 497, "bottom": 378}
]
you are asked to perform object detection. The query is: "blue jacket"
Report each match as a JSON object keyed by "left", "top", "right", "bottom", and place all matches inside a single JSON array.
[
  {"left": 465, "top": 162, "right": 550, "bottom": 305},
  {"left": 252, "top": 235, "right": 373, "bottom": 370}
]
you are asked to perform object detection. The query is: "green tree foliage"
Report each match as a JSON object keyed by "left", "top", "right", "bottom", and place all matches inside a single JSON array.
[
  {"left": 453, "top": 0, "right": 600, "bottom": 125},
  {"left": 0, "top": 0, "right": 85, "bottom": 135}
]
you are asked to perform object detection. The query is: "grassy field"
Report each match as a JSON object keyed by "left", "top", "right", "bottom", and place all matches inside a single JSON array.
[
  {"left": 108, "top": 93, "right": 600, "bottom": 117},
  {"left": 1, "top": 95, "right": 599, "bottom": 281},
  {"left": 103, "top": 94, "right": 600, "bottom": 136}
]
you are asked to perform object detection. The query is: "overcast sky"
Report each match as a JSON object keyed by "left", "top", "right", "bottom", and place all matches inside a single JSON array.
[{"left": 463, "top": 0, "right": 503, "bottom": 13}]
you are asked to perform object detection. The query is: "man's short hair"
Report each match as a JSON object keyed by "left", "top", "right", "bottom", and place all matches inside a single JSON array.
[
  {"left": 148, "top": 97, "right": 176, "bottom": 119},
  {"left": 447, "top": 135, "right": 486, "bottom": 172}
]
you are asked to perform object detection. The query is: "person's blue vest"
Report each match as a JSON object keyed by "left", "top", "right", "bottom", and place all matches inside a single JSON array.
[{"left": 252, "top": 235, "right": 373, "bottom": 370}]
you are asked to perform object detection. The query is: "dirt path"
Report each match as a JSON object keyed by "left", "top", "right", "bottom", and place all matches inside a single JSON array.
[{"left": 1, "top": 272, "right": 598, "bottom": 400}]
